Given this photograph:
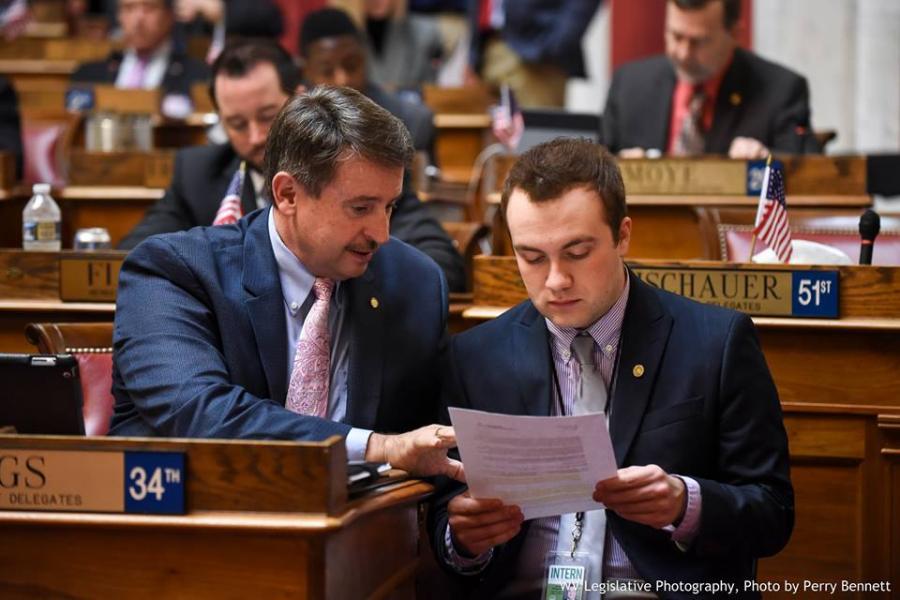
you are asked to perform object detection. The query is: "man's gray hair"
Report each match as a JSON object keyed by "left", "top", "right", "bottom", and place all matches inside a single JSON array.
[{"left": 264, "top": 86, "right": 414, "bottom": 198}]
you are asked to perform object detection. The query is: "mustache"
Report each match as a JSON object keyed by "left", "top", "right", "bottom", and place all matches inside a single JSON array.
[{"left": 347, "top": 238, "right": 379, "bottom": 253}]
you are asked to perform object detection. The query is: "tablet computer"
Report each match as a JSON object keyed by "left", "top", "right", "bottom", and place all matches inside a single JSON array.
[{"left": 0, "top": 354, "right": 85, "bottom": 435}]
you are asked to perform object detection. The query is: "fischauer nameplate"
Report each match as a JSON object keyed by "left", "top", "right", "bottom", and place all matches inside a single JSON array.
[
  {"left": 633, "top": 267, "right": 839, "bottom": 318},
  {"left": 59, "top": 256, "right": 123, "bottom": 301},
  {"left": 0, "top": 450, "right": 185, "bottom": 514}
]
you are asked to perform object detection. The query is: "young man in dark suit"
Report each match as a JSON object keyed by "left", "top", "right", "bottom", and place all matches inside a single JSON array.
[
  {"left": 119, "top": 38, "right": 466, "bottom": 292},
  {"left": 432, "top": 138, "right": 793, "bottom": 598},
  {"left": 602, "top": 0, "right": 820, "bottom": 159},
  {"left": 111, "top": 86, "right": 464, "bottom": 479},
  {"left": 70, "top": 0, "right": 209, "bottom": 95}
]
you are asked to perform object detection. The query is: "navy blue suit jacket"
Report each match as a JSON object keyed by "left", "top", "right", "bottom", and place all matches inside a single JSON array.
[
  {"left": 110, "top": 207, "right": 448, "bottom": 440},
  {"left": 432, "top": 272, "right": 793, "bottom": 599}
]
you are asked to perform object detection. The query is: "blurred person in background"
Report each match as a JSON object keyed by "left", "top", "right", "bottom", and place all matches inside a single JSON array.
[
  {"left": 363, "top": 0, "right": 444, "bottom": 93},
  {"left": 466, "top": 0, "right": 602, "bottom": 108},
  {"left": 70, "top": 0, "right": 209, "bottom": 95},
  {"left": 602, "top": 0, "right": 820, "bottom": 159}
]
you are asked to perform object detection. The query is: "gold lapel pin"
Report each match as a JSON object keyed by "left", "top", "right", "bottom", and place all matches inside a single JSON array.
[
  {"left": 633, "top": 364, "right": 645, "bottom": 378},
  {"left": 730, "top": 92, "right": 742, "bottom": 106},
  {"left": 370, "top": 297, "right": 379, "bottom": 309}
]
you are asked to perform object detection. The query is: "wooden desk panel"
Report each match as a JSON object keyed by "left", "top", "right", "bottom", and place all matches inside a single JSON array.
[
  {"left": 0, "top": 300, "right": 114, "bottom": 353},
  {"left": 0, "top": 481, "right": 430, "bottom": 599},
  {"left": 0, "top": 436, "right": 432, "bottom": 598},
  {"left": 0, "top": 187, "right": 159, "bottom": 249}
]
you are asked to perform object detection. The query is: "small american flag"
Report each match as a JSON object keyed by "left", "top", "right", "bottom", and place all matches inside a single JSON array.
[
  {"left": 753, "top": 162, "right": 792, "bottom": 262},
  {"left": 491, "top": 85, "right": 524, "bottom": 151},
  {"left": 213, "top": 162, "right": 245, "bottom": 226}
]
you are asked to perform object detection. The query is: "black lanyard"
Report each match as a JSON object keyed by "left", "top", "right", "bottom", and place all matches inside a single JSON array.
[{"left": 547, "top": 331, "right": 623, "bottom": 557}]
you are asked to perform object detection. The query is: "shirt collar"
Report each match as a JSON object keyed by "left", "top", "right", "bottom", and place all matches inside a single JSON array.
[
  {"left": 267, "top": 208, "right": 340, "bottom": 316},
  {"left": 546, "top": 270, "right": 630, "bottom": 362},
  {"left": 126, "top": 39, "right": 172, "bottom": 65}
]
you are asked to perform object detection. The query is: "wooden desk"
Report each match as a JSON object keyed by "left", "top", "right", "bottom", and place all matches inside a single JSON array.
[
  {"left": 465, "top": 256, "right": 900, "bottom": 593},
  {"left": 488, "top": 193, "right": 872, "bottom": 259},
  {"left": 0, "top": 299, "right": 114, "bottom": 353},
  {"left": 0, "top": 250, "right": 124, "bottom": 352},
  {"left": 433, "top": 113, "right": 492, "bottom": 185},
  {"left": 0, "top": 186, "right": 161, "bottom": 249},
  {"left": 0, "top": 435, "right": 433, "bottom": 598}
]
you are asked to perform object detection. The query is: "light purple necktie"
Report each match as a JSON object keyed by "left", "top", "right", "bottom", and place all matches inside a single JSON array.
[
  {"left": 286, "top": 277, "right": 335, "bottom": 417},
  {"left": 125, "top": 56, "right": 148, "bottom": 89}
]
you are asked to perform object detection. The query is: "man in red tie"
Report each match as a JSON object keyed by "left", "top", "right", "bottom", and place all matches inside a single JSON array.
[
  {"left": 602, "top": 0, "right": 821, "bottom": 159},
  {"left": 111, "top": 86, "right": 463, "bottom": 480}
]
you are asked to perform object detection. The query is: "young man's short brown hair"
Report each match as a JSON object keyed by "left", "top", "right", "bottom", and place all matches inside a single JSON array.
[{"left": 500, "top": 138, "right": 627, "bottom": 241}]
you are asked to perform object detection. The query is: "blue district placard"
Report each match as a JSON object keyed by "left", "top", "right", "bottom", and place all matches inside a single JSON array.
[
  {"left": 746, "top": 159, "right": 783, "bottom": 195},
  {"left": 124, "top": 452, "right": 186, "bottom": 514},
  {"left": 791, "top": 270, "right": 839, "bottom": 318}
]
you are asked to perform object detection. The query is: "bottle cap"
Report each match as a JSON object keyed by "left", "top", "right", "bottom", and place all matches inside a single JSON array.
[{"left": 32, "top": 183, "right": 51, "bottom": 194}]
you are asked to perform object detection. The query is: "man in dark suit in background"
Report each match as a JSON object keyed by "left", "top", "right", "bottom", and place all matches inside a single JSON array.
[
  {"left": 119, "top": 39, "right": 465, "bottom": 292},
  {"left": 0, "top": 75, "right": 22, "bottom": 180},
  {"left": 71, "top": 0, "right": 209, "bottom": 95},
  {"left": 431, "top": 139, "right": 793, "bottom": 598},
  {"left": 111, "top": 86, "right": 463, "bottom": 480},
  {"left": 467, "top": 0, "right": 601, "bottom": 108},
  {"left": 602, "top": 0, "right": 820, "bottom": 159}
]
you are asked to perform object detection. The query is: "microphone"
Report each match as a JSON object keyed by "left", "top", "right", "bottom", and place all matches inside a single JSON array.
[{"left": 858, "top": 209, "right": 881, "bottom": 265}]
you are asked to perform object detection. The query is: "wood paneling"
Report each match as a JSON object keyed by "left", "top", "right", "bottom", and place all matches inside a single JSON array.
[{"left": 0, "top": 435, "right": 348, "bottom": 514}]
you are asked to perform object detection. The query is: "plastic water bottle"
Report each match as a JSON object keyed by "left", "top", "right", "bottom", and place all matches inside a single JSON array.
[{"left": 22, "top": 183, "right": 61, "bottom": 251}]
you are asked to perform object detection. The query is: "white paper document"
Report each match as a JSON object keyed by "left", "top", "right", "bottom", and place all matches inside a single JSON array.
[{"left": 449, "top": 407, "right": 619, "bottom": 520}]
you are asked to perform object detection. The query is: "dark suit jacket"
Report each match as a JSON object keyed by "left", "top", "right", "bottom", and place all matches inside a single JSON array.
[
  {"left": 467, "top": 0, "right": 601, "bottom": 77},
  {"left": 117, "top": 143, "right": 466, "bottom": 291},
  {"left": 70, "top": 49, "right": 210, "bottom": 96},
  {"left": 110, "top": 207, "right": 448, "bottom": 439},
  {"left": 0, "top": 75, "right": 22, "bottom": 180},
  {"left": 602, "top": 48, "right": 820, "bottom": 155},
  {"left": 431, "top": 272, "right": 794, "bottom": 599}
]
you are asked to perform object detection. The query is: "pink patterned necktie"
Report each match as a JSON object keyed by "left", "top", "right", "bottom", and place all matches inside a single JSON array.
[{"left": 286, "top": 277, "right": 335, "bottom": 417}]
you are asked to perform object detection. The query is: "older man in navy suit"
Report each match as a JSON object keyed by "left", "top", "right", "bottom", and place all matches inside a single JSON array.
[
  {"left": 431, "top": 139, "right": 793, "bottom": 598},
  {"left": 110, "top": 86, "right": 462, "bottom": 478}
]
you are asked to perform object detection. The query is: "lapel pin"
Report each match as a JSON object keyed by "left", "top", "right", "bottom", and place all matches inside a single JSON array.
[
  {"left": 632, "top": 364, "right": 645, "bottom": 378},
  {"left": 730, "top": 92, "right": 742, "bottom": 106},
  {"left": 370, "top": 297, "right": 379, "bottom": 309}
]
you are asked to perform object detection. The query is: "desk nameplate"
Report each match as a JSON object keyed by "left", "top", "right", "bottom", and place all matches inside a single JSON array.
[
  {"left": 620, "top": 159, "right": 772, "bottom": 195},
  {"left": 59, "top": 256, "right": 123, "bottom": 302},
  {"left": 0, "top": 449, "right": 185, "bottom": 514},
  {"left": 632, "top": 267, "right": 839, "bottom": 318}
]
